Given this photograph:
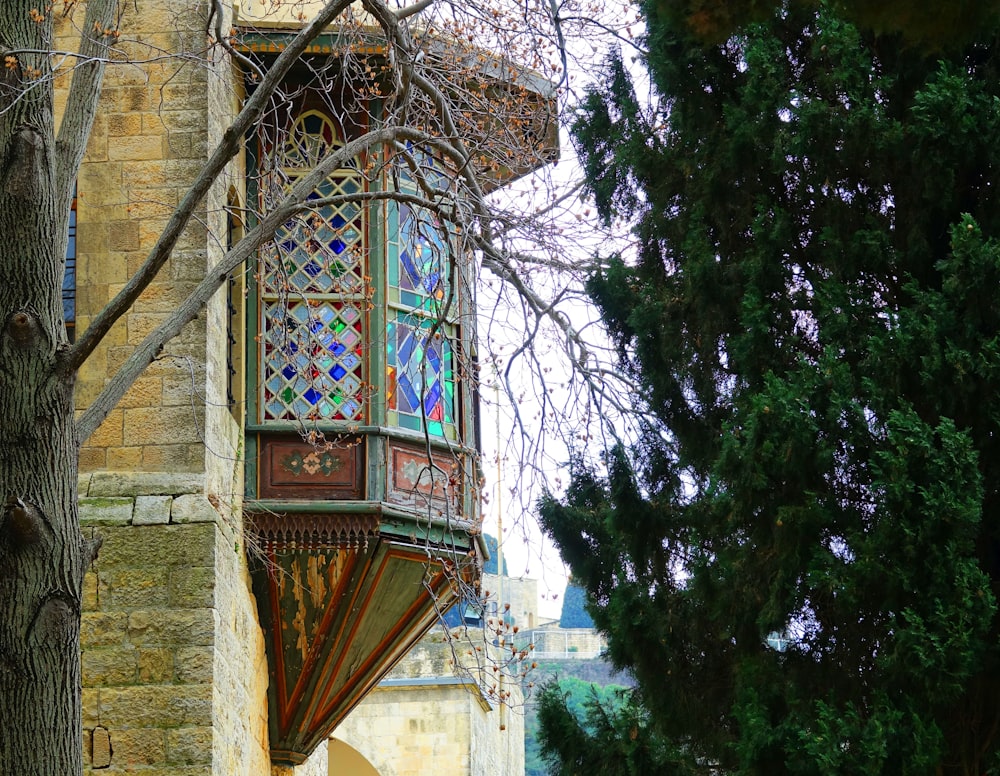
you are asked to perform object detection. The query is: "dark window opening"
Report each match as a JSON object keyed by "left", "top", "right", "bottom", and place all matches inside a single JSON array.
[
  {"left": 63, "top": 189, "right": 77, "bottom": 342},
  {"left": 226, "top": 200, "right": 245, "bottom": 424}
]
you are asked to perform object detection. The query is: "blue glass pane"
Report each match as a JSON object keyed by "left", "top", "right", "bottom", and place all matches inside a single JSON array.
[
  {"left": 303, "top": 113, "right": 322, "bottom": 134},
  {"left": 398, "top": 330, "right": 417, "bottom": 365},
  {"left": 398, "top": 374, "right": 419, "bottom": 411},
  {"left": 426, "top": 343, "right": 441, "bottom": 371},
  {"left": 423, "top": 382, "right": 442, "bottom": 415}
]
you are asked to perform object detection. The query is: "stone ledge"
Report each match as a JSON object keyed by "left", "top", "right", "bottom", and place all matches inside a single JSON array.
[
  {"left": 80, "top": 498, "right": 134, "bottom": 526},
  {"left": 171, "top": 495, "right": 218, "bottom": 524},
  {"left": 133, "top": 495, "right": 172, "bottom": 525},
  {"left": 79, "top": 492, "right": 222, "bottom": 529},
  {"left": 87, "top": 471, "right": 205, "bottom": 498}
]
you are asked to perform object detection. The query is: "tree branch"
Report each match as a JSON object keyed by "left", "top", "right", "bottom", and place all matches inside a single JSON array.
[
  {"left": 76, "top": 125, "right": 404, "bottom": 442},
  {"left": 54, "top": 0, "right": 117, "bottom": 198},
  {"left": 394, "top": 0, "right": 436, "bottom": 21},
  {"left": 64, "top": 0, "right": 356, "bottom": 375}
]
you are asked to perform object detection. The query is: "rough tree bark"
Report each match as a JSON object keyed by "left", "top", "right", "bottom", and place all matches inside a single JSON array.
[{"left": 0, "top": 2, "right": 95, "bottom": 772}]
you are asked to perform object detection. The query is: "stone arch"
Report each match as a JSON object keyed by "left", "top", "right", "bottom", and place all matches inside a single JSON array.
[{"left": 328, "top": 738, "right": 382, "bottom": 775}]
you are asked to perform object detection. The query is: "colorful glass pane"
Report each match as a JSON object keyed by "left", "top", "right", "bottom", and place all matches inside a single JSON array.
[
  {"left": 386, "top": 313, "right": 456, "bottom": 437},
  {"left": 279, "top": 111, "right": 353, "bottom": 169},
  {"left": 386, "top": 148, "right": 454, "bottom": 312},
  {"left": 256, "top": 109, "right": 370, "bottom": 425},
  {"left": 261, "top": 300, "right": 365, "bottom": 421},
  {"left": 263, "top": 176, "right": 364, "bottom": 294},
  {"left": 398, "top": 202, "right": 447, "bottom": 299}
]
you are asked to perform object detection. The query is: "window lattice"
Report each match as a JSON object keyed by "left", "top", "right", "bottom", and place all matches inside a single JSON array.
[
  {"left": 264, "top": 177, "right": 365, "bottom": 295},
  {"left": 262, "top": 299, "right": 364, "bottom": 421},
  {"left": 259, "top": 111, "right": 367, "bottom": 423}
]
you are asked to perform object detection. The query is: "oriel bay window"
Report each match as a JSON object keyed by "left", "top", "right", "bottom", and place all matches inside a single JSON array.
[
  {"left": 244, "top": 95, "right": 481, "bottom": 763},
  {"left": 231, "top": 16, "right": 554, "bottom": 758},
  {"left": 246, "top": 101, "right": 474, "bottom": 502}
]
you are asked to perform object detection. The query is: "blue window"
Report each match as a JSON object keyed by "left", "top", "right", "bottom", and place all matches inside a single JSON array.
[{"left": 63, "top": 189, "right": 77, "bottom": 341}]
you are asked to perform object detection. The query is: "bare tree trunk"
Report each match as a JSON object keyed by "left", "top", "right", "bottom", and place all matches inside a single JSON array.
[
  {"left": 0, "top": 356, "right": 85, "bottom": 776},
  {"left": 0, "top": 7, "right": 89, "bottom": 774}
]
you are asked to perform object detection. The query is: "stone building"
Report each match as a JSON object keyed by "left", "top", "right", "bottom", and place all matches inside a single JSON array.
[
  {"left": 60, "top": 1, "right": 550, "bottom": 774},
  {"left": 332, "top": 581, "right": 536, "bottom": 776}
]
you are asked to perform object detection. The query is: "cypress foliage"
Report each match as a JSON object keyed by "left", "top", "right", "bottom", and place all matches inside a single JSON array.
[
  {"left": 537, "top": 681, "right": 676, "bottom": 775},
  {"left": 540, "top": 3, "right": 1000, "bottom": 773},
  {"left": 654, "top": 0, "right": 1000, "bottom": 47}
]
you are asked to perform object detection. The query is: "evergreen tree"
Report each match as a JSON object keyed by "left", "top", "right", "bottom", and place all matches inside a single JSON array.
[
  {"left": 537, "top": 681, "right": 675, "bottom": 775},
  {"left": 657, "top": 0, "right": 1000, "bottom": 47},
  {"left": 540, "top": 3, "right": 1000, "bottom": 773}
]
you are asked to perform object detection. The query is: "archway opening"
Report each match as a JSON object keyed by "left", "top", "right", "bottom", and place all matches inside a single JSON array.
[{"left": 328, "top": 738, "right": 381, "bottom": 776}]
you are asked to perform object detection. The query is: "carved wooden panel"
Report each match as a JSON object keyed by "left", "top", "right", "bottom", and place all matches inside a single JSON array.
[
  {"left": 386, "top": 441, "right": 462, "bottom": 513},
  {"left": 258, "top": 433, "right": 365, "bottom": 499},
  {"left": 250, "top": 538, "right": 463, "bottom": 764}
]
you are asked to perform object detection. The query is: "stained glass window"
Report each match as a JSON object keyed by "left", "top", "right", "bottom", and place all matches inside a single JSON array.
[
  {"left": 259, "top": 111, "right": 367, "bottom": 423},
  {"left": 264, "top": 176, "right": 364, "bottom": 295},
  {"left": 280, "top": 111, "right": 349, "bottom": 169},
  {"left": 262, "top": 299, "right": 364, "bottom": 421},
  {"left": 385, "top": 148, "right": 460, "bottom": 438},
  {"left": 386, "top": 149, "right": 453, "bottom": 314},
  {"left": 386, "top": 312, "right": 456, "bottom": 438},
  {"left": 387, "top": 200, "right": 450, "bottom": 311}
]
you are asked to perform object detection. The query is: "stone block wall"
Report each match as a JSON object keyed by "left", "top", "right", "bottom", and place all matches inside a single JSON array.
[
  {"left": 53, "top": 3, "right": 244, "bottom": 477},
  {"left": 203, "top": 0, "right": 248, "bottom": 498},
  {"left": 271, "top": 746, "right": 329, "bottom": 776},
  {"left": 525, "top": 627, "right": 606, "bottom": 659},
  {"left": 79, "top": 473, "right": 269, "bottom": 776},
  {"left": 337, "top": 685, "right": 474, "bottom": 775},
  {"left": 333, "top": 635, "right": 525, "bottom": 776},
  {"left": 483, "top": 573, "right": 538, "bottom": 631}
]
